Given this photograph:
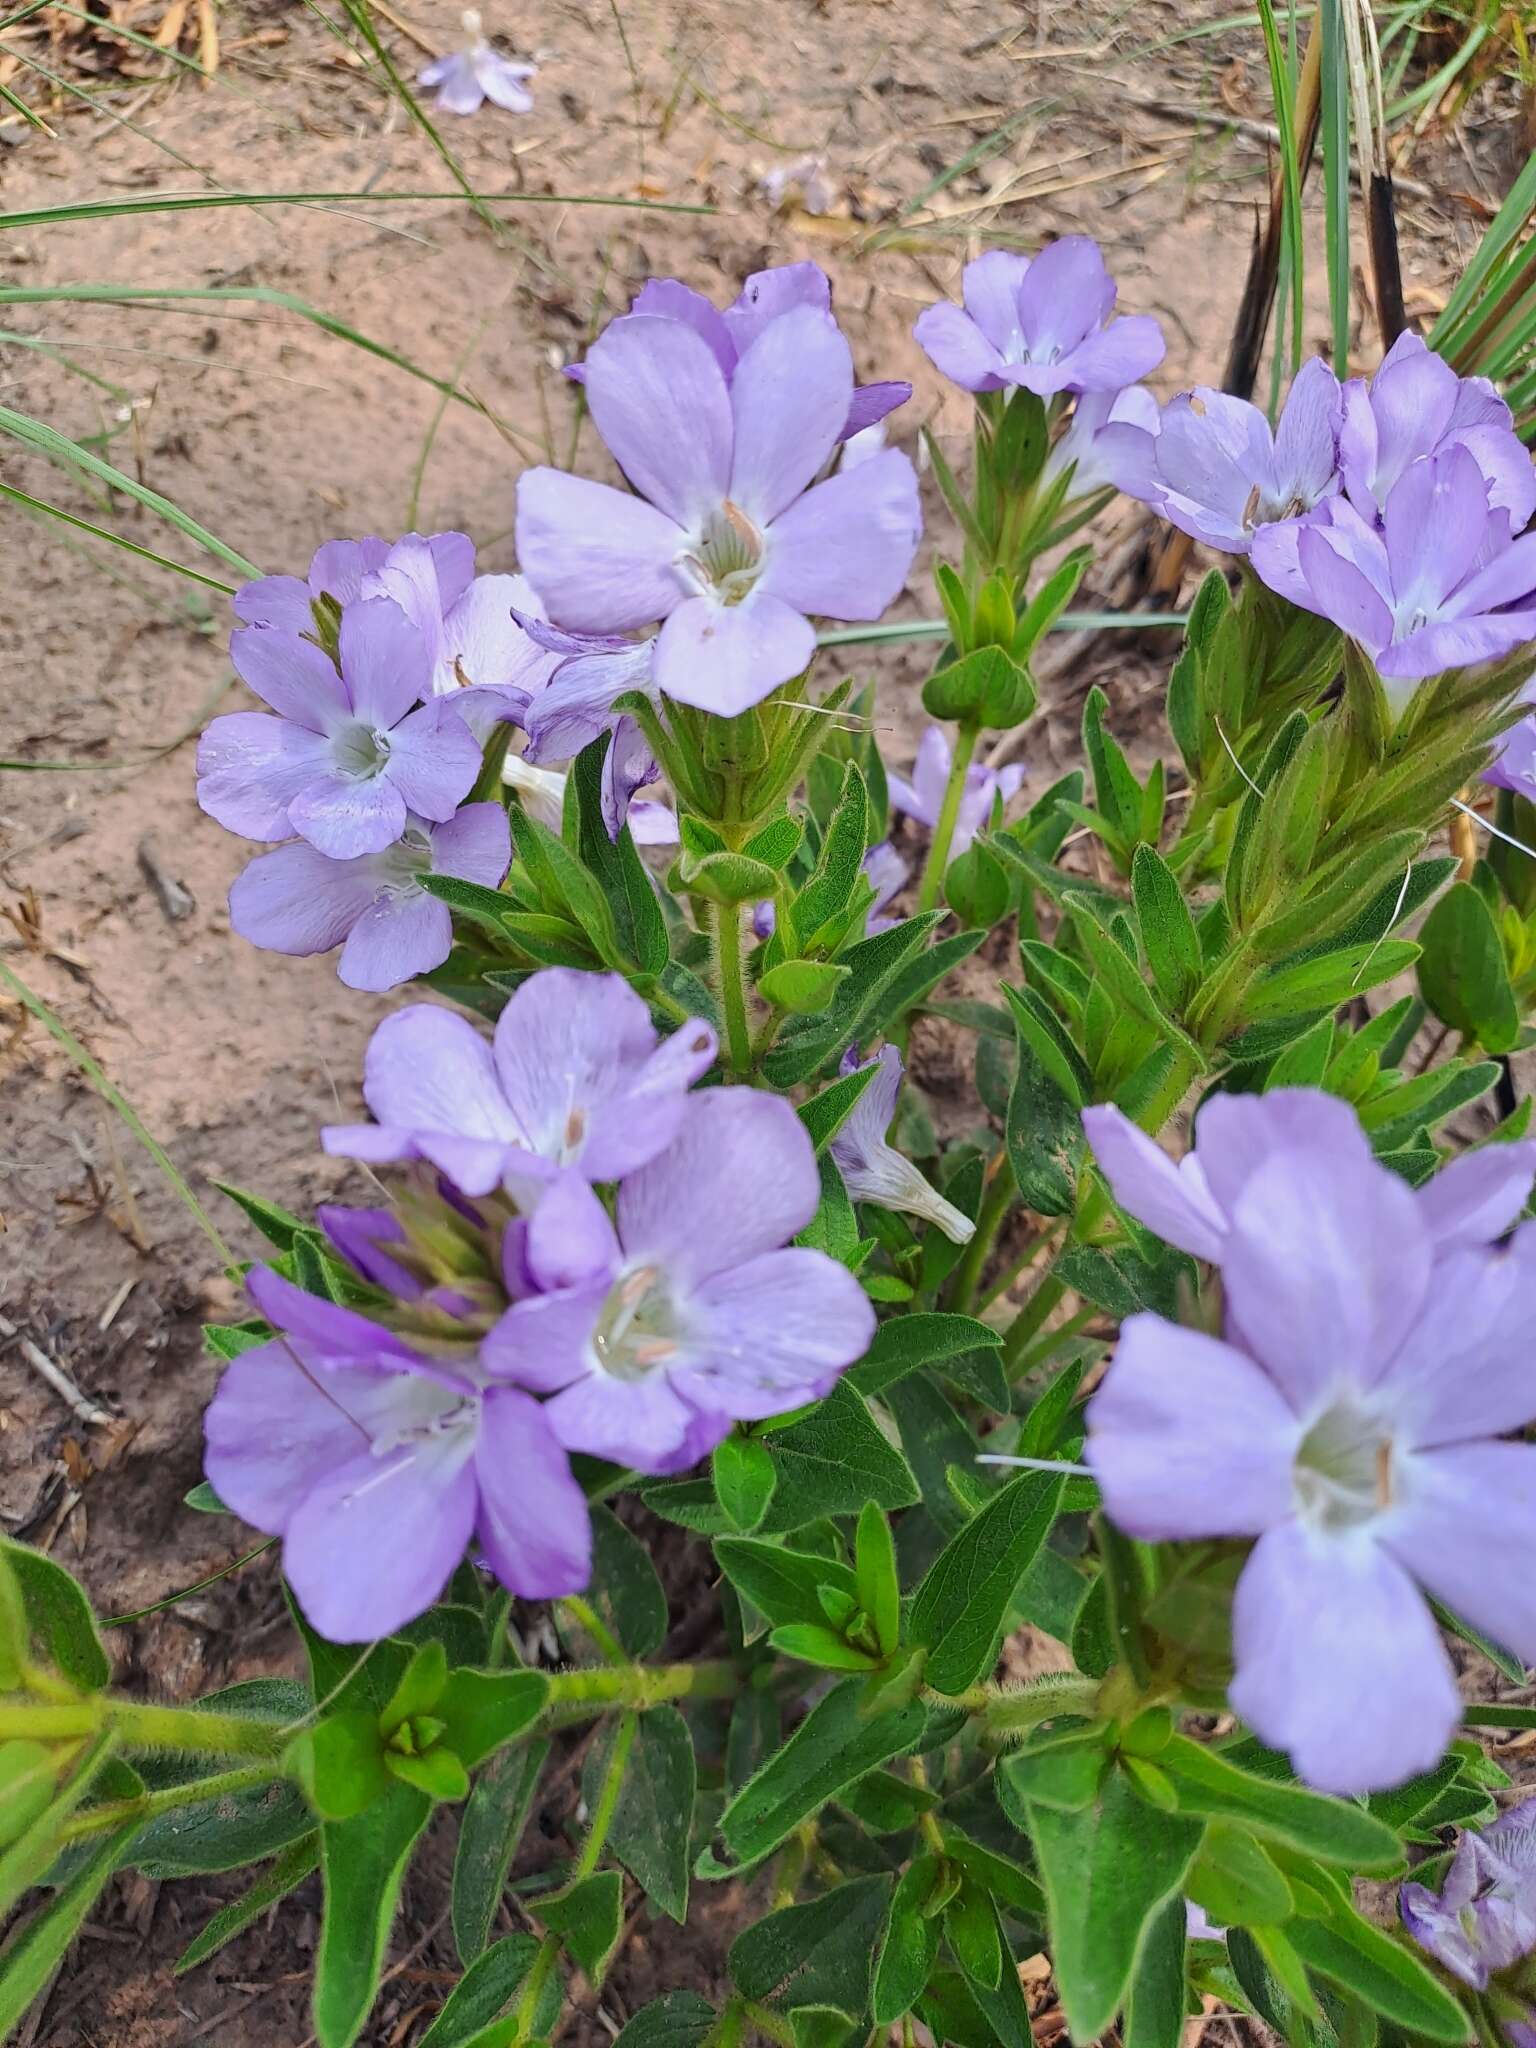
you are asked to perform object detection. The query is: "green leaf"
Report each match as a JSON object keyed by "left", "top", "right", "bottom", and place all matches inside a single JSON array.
[
  {"left": 798, "top": 1061, "right": 880, "bottom": 1155},
  {"left": 1132, "top": 846, "right": 1203, "bottom": 1013},
  {"left": 184, "top": 1480, "right": 230, "bottom": 1513},
  {"left": 1158, "top": 1735, "right": 1402, "bottom": 1872},
  {"left": 132, "top": 1680, "right": 313, "bottom": 1876},
  {"left": 452, "top": 1739, "right": 550, "bottom": 1964},
  {"left": 758, "top": 1383, "right": 919, "bottom": 1535},
  {"left": 855, "top": 1502, "right": 902, "bottom": 1661},
  {"left": 416, "top": 1933, "right": 541, "bottom": 2047},
  {"left": 946, "top": 1880, "right": 1003, "bottom": 1991},
  {"left": 873, "top": 1855, "right": 943, "bottom": 2025},
  {"left": 759, "top": 959, "right": 853, "bottom": 1013},
  {"left": 2, "top": 1539, "right": 110, "bottom": 1691},
  {"left": 1186, "top": 1821, "right": 1295, "bottom": 1927},
  {"left": 588, "top": 1507, "right": 668, "bottom": 1658},
  {"left": 435, "top": 1670, "right": 548, "bottom": 1772},
  {"left": 570, "top": 736, "right": 669, "bottom": 977},
  {"left": 1416, "top": 881, "right": 1520, "bottom": 1053},
  {"left": 1286, "top": 1911, "right": 1468, "bottom": 2040},
  {"left": 291, "top": 1709, "right": 390, "bottom": 1823},
  {"left": 792, "top": 763, "right": 869, "bottom": 940},
  {"left": 0, "top": 1742, "right": 58, "bottom": 1849},
  {"left": 713, "top": 1678, "right": 928, "bottom": 1873},
  {"left": 769, "top": 1624, "right": 879, "bottom": 1671},
  {"left": 909, "top": 1470, "right": 1065, "bottom": 1694},
  {"left": 314, "top": 1782, "right": 433, "bottom": 2048},
  {"left": 1025, "top": 1764, "right": 1205, "bottom": 2040},
  {"left": 714, "top": 1434, "right": 778, "bottom": 1534},
  {"left": 1123, "top": 1895, "right": 1190, "bottom": 2048},
  {"left": 1082, "top": 688, "right": 1145, "bottom": 856},
  {"left": 214, "top": 1180, "right": 313, "bottom": 1252},
  {"left": 0, "top": 1820, "right": 140, "bottom": 2036},
  {"left": 533, "top": 1869, "right": 624, "bottom": 1983},
  {"left": 997, "top": 1728, "right": 1111, "bottom": 1815},
  {"left": 1242, "top": 942, "right": 1421, "bottom": 1023},
  {"left": 175, "top": 1835, "right": 322, "bottom": 1975},
  {"left": 846, "top": 1313, "right": 1002, "bottom": 1399},
  {"left": 1005, "top": 1030, "right": 1081, "bottom": 1217},
  {"left": 714, "top": 1536, "right": 860, "bottom": 1632},
  {"left": 589, "top": 1707, "right": 695, "bottom": 1924},
  {"left": 611, "top": 1992, "right": 718, "bottom": 2048},
  {"left": 730, "top": 1872, "right": 891, "bottom": 2015},
  {"left": 763, "top": 913, "right": 946, "bottom": 1086}
]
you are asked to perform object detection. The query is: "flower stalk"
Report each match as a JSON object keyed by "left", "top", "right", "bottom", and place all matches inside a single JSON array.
[{"left": 917, "top": 722, "right": 979, "bottom": 912}]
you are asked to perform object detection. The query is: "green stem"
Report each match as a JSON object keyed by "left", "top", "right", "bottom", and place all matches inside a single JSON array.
[
  {"left": 714, "top": 898, "right": 753, "bottom": 1077},
  {"left": 742, "top": 2002, "right": 799, "bottom": 2047},
  {"left": 917, "top": 722, "right": 980, "bottom": 914},
  {"left": 510, "top": 1935, "right": 561, "bottom": 2044},
  {"left": 576, "top": 1711, "right": 637, "bottom": 1879},
  {"left": 0, "top": 1699, "right": 287, "bottom": 1758},
  {"left": 944, "top": 1158, "right": 1013, "bottom": 1314},
  {"left": 539, "top": 1659, "right": 738, "bottom": 1729},
  {"left": 59, "top": 1760, "right": 282, "bottom": 1844},
  {"left": 1001, "top": 1271, "right": 1067, "bottom": 1375},
  {"left": 978, "top": 1222, "right": 1059, "bottom": 1314},
  {"left": 558, "top": 1596, "right": 627, "bottom": 1670}
]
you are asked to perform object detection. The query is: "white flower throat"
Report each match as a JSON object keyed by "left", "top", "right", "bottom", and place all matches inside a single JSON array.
[
  {"left": 1293, "top": 1391, "right": 1397, "bottom": 1533},
  {"left": 678, "top": 501, "right": 765, "bottom": 607},
  {"left": 592, "top": 1263, "right": 681, "bottom": 1380}
]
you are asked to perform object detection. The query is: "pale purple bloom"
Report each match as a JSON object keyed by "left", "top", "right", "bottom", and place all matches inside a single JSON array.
[
  {"left": 1143, "top": 358, "right": 1342, "bottom": 554},
  {"left": 1340, "top": 331, "right": 1536, "bottom": 532},
  {"left": 417, "top": 12, "right": 535, "bottom": 115},
  {"left": 1084, "top": 1086, "right": 1536, "bottom": 1794},
  {"left": 1401, "top": 1799, "right": 1536, "bottom": 1990},
  {"left": 502, "top": 752, "right": 677, "bottom": 846},
  {"left": 234, "top": 537, "right": 390, "bottom": 636},
  {"left": 511, "top": 614, "right": 663, "bottom": 838},
  {"left": 1185, "top": 1902, "right": 1226, "bottom": 1944},
  {"left": 839, "top": 421, "right": 888, "bottom": 471},
  {"left": 1485, "top": 701, "right": 1536, "bottom": 805},
  {"left": 888, "top": 727, "right": 1024, "bottom": 858},
  {"left": 323, "top": 968, "right": 717, "bottom": 1198},
  {"left": 517, "top": 295, "right": 923, "bottom": 714},
  {"left": 482, "top": 1089, "right": 875, "bottom": 1470},
  {"left": 229, "top": 803, "right": 510, "bottom": 993},
  {"left": 201, "top": 599, "right": 481, "bottom": 858},
  {"left": 361, "top": 533, "right": 560, "bottom": 711},
  {"left": 1252, "top": 446, "right": 1536, "bottom": 688},
  {"left": 831, "top": 1045, "right": 974, "bottom": 1244},
  {"left": 204, "top": 1267, "right": 588, "bottom": 1642},
  {"left": 1043, "top": 385, "right": 1162, "bottom": 502},
  {"left": 563, "top": 265, "right": 911, "bottom": 448},
  {"left": 913, "top": 241, "right": 1165, "bottom": 398}
]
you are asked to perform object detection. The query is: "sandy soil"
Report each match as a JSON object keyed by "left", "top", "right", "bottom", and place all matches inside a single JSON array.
[{"left": 0, "top": 0, "right": 1525, "bottom": 2035}]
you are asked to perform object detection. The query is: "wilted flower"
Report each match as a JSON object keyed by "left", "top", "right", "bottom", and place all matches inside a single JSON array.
[
  {"left": 1401, "top": 1798, "right": 1536, "bottom": 1991},
  {"left": 417, "top": 10, "right": 535, "bottom": 116},
  {"left": 759, "top": 154, "right": 834, "bottom": 216},
  {"left": 1142, "top": 358, "right": 1341, "bottom": 554},
  {"left": 913, "top": 240, "right": 1164, "bottom": 398},
  {"left": 323, "top": 969, "right": 717, "bottom": 1197},
  {"left": 1251, "top": 445, "right": 1536, "bottom": 687},
  {"left": 1339, "top": 331, "right": 1536, "bottom": 531},
  {"left": 200, "top": 599, "right": 482, "bottom": 859},
  {"left": 229, "top": 803, "right": 510, "bottom": 993},
  {"left": 888, "top": 726, "right": 1024, "bottom": 858},
  {"left": 831, "top": 1045, "right": 975, "bottom": 1244},
  {"left": 1042, "top": 385, "right": 1161, "bottom": 503},
  {"left": 517, "top": 290, "right": 922, "bottom": 714},
  {"left": 204, "top": 1266, "right": 589, "bottom": 1642},
  {"left": 483, "top": 1089, "right": 875, "bottom": 1469},
  {"left": 1084, "top": 1086, "right": 1536, "bottom": 1794}
]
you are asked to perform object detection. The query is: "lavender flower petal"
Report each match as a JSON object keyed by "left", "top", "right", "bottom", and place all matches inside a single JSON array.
[{"left": 474, "top": 1390, "right": 592, "bottom": 1598}]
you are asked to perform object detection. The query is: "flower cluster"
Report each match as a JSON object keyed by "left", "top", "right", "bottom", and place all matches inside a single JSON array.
[
  {"left": 205, "top": 968, "right": 875, "bottom": 1639},
  {"left": 1085, "top": 1089, "right": 1536, "bottom": 1795},
  {"left": 1402, "top": 1798, "right": 1536, "bottom": 2031}
]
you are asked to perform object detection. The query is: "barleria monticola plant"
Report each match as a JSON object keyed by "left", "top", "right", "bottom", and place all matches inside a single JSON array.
[{"left": 8, "top": 239, "right": 1536, "bottom": 2048}]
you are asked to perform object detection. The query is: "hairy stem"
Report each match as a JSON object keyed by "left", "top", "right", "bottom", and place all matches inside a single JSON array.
[
  {"left": 539, "top": 1659, "right": 738, "bottom": 1729},
  {"left": 59, "top": 1760, "right": 284, "bottom": 1844},
  {"left": 714, "top": 898, "right": 753, "bottom": 1076},
  {"left": 917, "top": 722, "right": 980, "bottom": 913},
  {"left": 0, "top": 1698, "right": 288, "bottom": 1759},
  {"left": 944, "top": 1155, "right": 1013, "bottom": 1314}
]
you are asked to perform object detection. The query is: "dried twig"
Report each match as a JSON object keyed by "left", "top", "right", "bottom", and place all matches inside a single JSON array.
[{"left": 0, "top": 1312, "right": 114, "bottom": 1426}]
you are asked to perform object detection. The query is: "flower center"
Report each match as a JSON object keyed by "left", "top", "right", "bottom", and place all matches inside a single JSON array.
[
  {"left": 373, "top": 825, "right": 433, "bottom": 899},
  {"left": 332, "top": 721, "right": 392, "bottom": 780},
  {"left": 591, "top": 1264, "right": 681, "bottom": 1381},
  {"left": 677, "top": 501, "right": 764, "bottom": 607},
  {"left": 1293, "top": 1393, "right": 1395, "bottom": 1533}
]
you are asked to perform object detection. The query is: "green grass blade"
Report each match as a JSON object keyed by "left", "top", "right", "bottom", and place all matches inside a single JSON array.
[
  {"left": 817, "top": 611, "right": 1189, "bottom": 648},
  {"left": 0, "top": 962, "right": 235, "bottom": 1269},
  {"left": 1431, "top": 150, "right": 1536, "bottom": 351},
  {"left": 0, "top": 402, "right": 261, "bottom": 578},
  {"left": 1257, "top": 0, "right": 1307, "bottom": 394},
  {"left": 0, "top": 478, "right": 239, "bottom": 594},
  {"left": 0, "top": 188, "right": 712, "bottom": 233},
  {"left": 1319, "top": 0, "right": 1353, "bottom": 369}
]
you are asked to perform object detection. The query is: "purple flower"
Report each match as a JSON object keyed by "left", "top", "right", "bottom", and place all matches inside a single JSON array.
[
  {"left": 564, "top": 264, "right": 911, "bottom": 448},
  {"left": 229, "top": 802, "right": 510, "bottom": 993},
  {"left": 508, "top": 614, "right": 665, "bottom": 839},
  {"left": 323, "top": 968, "right": 717, "bottom": 1198},
  {"left": 204, "top": 1267, "right": 589, "bottom": 1642},
  {"left": 1143, "top": 358, "right": 1342, "bottom": 554},
  {"left": 1252, "top": 446, "right": 1536, "bottom": 688},
  {"left": 516, "top": 300, "right": 923, "bottom": 714},
  {"left": 482, "top": 1089, "right": 876, "bottom": 1470},
  {"left": 913, "top": 241, "right": 1165, "bottom": 398},
  {"left": 1340, "top": 331, "right": 1536, "bottom": 532},
  {"left": 831, "top": 1045, "right": 974, "bottom": 1244},
  {"left": 1083, "top": 1087, "right": 1536, "bottom": 1793},
  {"left": 1401, "top": 1799, "right": 1536, "bottom": 1990},
  {"left": 417, "top": 12, "right": 535, "bottom": 115},
  {"left": 234, "top": 537, "right": 390, "bottom": 635},
  {"left": 888, "top": 727, "right": 1024, "bottom": 858},
  {"left": 759, "top": 156, "right": 834, "bottom": 217},
  {"left": 200, "top": 598, "right": 481, "bottom": 858},
  {"left": 1485, "top": 698, "right": 1536, "bottom": 804},
  {"left": 361, "top": 533, "right": 561, "bottom": 710},
  {"left": 1042, "top": 385, "right": 1161, "bottom": 502}
]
